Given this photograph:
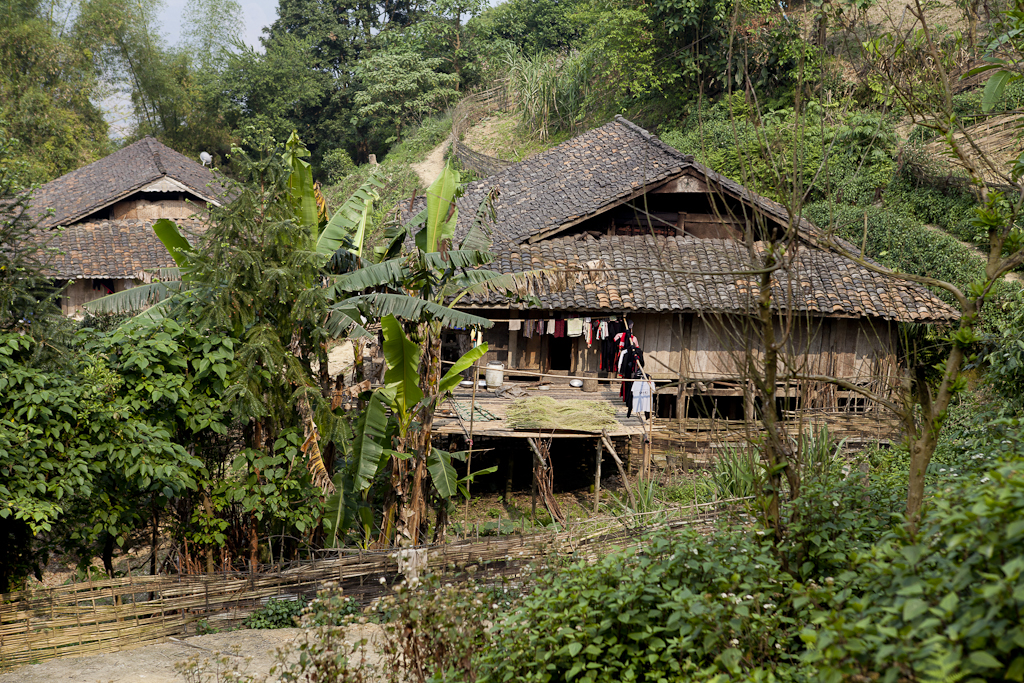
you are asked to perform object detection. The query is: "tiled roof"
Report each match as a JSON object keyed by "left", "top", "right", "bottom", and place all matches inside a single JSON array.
[
  {"left": 416, "top": 116, "right": 957, "bottom": 323},
  {"left": 38, "top": 219, "right": 206, "bottom": 279},
  {"left": 440, "top": 116, "right": 692, "bottom": 246},
  {"left": 28, "top": 138, "right": 228, "bottom": 229},
  {"left": 466, "top": 235, "right": 961, "bottom": 323}
]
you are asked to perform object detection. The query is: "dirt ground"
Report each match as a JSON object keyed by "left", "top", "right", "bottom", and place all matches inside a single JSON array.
[
  {"left": 411, "top": 139, "right": 449, "bottom": 186},
  {"left": 0, "top": 625, "right": 385, "bottom": 683}
]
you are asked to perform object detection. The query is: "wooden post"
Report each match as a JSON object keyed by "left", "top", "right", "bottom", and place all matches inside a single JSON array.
[
  {"left": 593, "top": 437, "right": 602, "bottom": 514},
  {"left": 601, "top": 430, "right": 636, "bottom": 509},
  {"left": 531, "top": 466, "right": 537, "bottom": 522},
  {"left": 508, "top": 311, "right": 519, "bottom": 370},
  {"left": 504, "top": 450, "right": 514, "bottom": 504}
]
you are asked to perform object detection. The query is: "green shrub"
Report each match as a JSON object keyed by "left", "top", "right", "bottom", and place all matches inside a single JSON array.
[
  {"left": 804, "top": 448, "right": 1024, "bottom": 681},
  {"left": 244, "top": 597, "right": 306, "bottom": 629}
]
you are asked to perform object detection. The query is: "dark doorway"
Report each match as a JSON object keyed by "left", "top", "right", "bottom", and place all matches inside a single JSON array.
[{"left": 549, "top": 337, "right": 573, "bottom": 371}]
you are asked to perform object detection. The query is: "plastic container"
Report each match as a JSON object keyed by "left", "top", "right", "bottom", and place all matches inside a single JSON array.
[{"left": 485, "top": 361, "right": 504, "bottom": 388}]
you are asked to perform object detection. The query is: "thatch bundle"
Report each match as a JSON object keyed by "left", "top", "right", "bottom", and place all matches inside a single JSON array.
[{"left": 505, "top": 397, "right": 619, "bottom": 432}]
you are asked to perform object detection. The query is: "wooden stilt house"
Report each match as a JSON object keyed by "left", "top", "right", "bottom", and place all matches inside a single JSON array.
[{"left": 432, "top": 116, "right": 958, "bottom": 458}]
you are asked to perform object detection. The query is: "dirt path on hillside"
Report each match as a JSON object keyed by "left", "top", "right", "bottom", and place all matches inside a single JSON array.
[
  {"left": 412, "top": 140, "right": 449, "bottom": 186},
  {"left": 0, "top": 625, "right": 385, "bottom": 683},
  {"left": 924, "top": 223, "right": 1024, "bottom": 284}
]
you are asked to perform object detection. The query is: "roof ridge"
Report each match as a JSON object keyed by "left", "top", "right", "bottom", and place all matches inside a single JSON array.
[
  {"left": 613, "top": 115, "right": 694, "bottom": 163},
  {"left": 145, "top": 137, "right": 167, "bottom": 176}
]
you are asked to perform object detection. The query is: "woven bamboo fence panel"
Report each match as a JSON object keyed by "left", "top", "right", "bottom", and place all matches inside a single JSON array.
[
  {"left": 0, "top": 501, "right": 737, "bottom": 668},
  {"left": 450, "top": 84, "right": 515, "bottom": 178}
]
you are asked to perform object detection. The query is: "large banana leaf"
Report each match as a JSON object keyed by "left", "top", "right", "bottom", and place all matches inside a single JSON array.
[
  {"left": 322, "top": 472, "right": 348, "bottom": 546},
  {"left": 423, "top": 166, "right": 459, "bottom": 254},
  {"left": 339, "top": 292, "right": 494, "bottom": 329},
  {"left": 351, "top": 390, "right": 391, "bottom": 491},
  {"left": 329, "top": 259, "right": 409, "bottom": 294},
  {"left": 153, "top": 219, "right": 194, "bottom": 267},
  {"left": 438, "top": 343, "right": 488, "bottom": 394},
  {"left": 459, "top": 190, "right": 498, "bottom": 252},
  {"left": 375, "top": 206, "right": 425, "bottom": 262},
  {"left": 452, "top": 265, "right": 598, "bottom": 302},
  {"left": 283, "top": 132, "right": 319, "bottom": 236},
  {"left": 381, "top": 315, "right": 424, "bottom": 418},
  {"left": 83, "top": 280, "right": 185, "bottom": 316},
  {"left": 427, "top": 448, "right": 459, "bottom": 499},
  {"left": 317, "top": 173, "right": 383, "bottom": 258},
  {"left": 420, "top": 250, "right": 495, "bottom": 271},
  {"left": 324, "top": 305, "right": 374, "bottom": 338}
]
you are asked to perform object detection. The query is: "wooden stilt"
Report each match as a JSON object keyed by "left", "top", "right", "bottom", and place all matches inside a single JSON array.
[
  {"left": 531, "top": 467, "right": 537, "bottom": 523},
  {"left": 527, "top": 437, "right": 566, "bottom": 526},
  {"left": 601, "top": 430, "right": 636, "bottom": 509},
  {"left": 504, "top": 450, "right": 513, "bottom": 504},
  {"left": 594, "top": 437, "right": 602, "bottom": 514}
]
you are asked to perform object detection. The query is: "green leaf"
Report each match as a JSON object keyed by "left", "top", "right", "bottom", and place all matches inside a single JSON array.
[
  {"left": 902, "top": 598, "right": 929, "bottom": 621},
  {"left": 968, "top": 651, "right": 1003, "bottom": 669},
  {"left": 153, "top": 219, "right": 193, "bottom": 267},
  {"left": 318, "top": 173, "right": 383, "bottom": 258},
  {"left": 438, "top": 344, "right": 488, "bottom": 394},
  {"left": 381, "top": 315, "right": 423, "bottom": 417},
  {"left": 352, "top": 391, "right": 391, "bottom": 491},
  {"left": 423, "top": 165, "right": 459, "bottom": 253},
  {"left": 341, "top": 292, "right": 494, "bottom": 329},
  {"left": 428, "top": 448, "right": 458, "bottom": 499},
  {"left": 330, "top": 260, "right": 409, "bottom": 294},
  {"left": 983, "top": 70, "right": 1013, "bottom": 112},
  {"left": 283, "top": 132, "right": 318, "bottom": 234}
]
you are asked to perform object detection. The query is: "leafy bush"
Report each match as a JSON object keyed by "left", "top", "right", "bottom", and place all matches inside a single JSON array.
[
  {"left": 804, "top": 447, "right": 1024, "bottom": 680},
  {"left": 244, "top": 597, "right": 305, "bottom": 629},
  {"left": 478, "top": 525, "right": 818, "bottom": 681}
]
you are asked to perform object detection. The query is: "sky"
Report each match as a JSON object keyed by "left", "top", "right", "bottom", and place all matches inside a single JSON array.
[{"left": 156, "top": 0, "right": 277, "bottom": 49}]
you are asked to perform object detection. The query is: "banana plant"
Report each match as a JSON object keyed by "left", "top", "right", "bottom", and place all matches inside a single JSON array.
[{"left": 329, "top": 163, "right": 601, "bottom": 545}]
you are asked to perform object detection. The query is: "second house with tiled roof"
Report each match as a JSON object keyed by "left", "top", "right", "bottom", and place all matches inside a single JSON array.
[{"left": 28, "top": 137, "right": 227, "bottom": 316}]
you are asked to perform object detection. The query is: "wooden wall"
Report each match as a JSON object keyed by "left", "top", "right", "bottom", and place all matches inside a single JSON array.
[
  {"left": 60, "top": 278, "right": 137, "bottom": 318},
  {"left": 489, "top": 312, "right": 898, "bottom": 391},
  {"left": 110, "top": 197, "right": 200, "bottom": 221}
]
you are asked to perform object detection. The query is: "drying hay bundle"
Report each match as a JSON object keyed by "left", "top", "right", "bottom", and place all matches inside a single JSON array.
[{"left": 505, "top": 397, "right": 618, "bottom": 432}]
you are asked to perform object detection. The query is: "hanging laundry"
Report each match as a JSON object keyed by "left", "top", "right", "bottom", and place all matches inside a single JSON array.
[
  {"left": 632, "top": 375, "right": 654, "bottom": 416},
  {"left": 522, "top": 321, "right": 533, "bottom": 338},
  {"left": 554, "top": 320, "right": 565, "bottom": 338},
  {"left": 547, "top": 319, "right": 556, "bottom": 335},
  {"left": 567, "top": 318, "right": 584, "bottom": 337},
  {"left": 508, "top": 319, "right": 522, "bottom": 331}
]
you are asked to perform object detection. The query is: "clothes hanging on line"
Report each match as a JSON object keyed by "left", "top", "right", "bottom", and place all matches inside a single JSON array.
[
  {"left": 508, "top": 320, "right": 521, "bottom": 331},
  {"left": 632, "top": 377, "right": 654, "bottom": 415},
  {"left": 567, "top": 318, "right": 584, "bottom": 337}
]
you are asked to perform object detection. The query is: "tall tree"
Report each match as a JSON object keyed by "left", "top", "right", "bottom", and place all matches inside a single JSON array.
[{"left": 0, "top": 0, "right": 110, "bottom": 185}]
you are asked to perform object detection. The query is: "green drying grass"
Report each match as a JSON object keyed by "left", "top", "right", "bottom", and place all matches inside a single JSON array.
[{"left": 506, "top": 397, "right": 618, "bottom": 432}]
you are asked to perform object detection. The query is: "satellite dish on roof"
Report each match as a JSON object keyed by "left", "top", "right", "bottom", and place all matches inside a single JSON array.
[{"left": 199, "top": 151, "right": 213, "bottom": 167}]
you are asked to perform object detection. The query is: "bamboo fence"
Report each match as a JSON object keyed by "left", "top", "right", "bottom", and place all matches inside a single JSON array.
[
  {"left": 0, "top": 501, "right": 740, "bottom": 669},
  {"left": 450, "top": 85, "right": 515, "bottom": 177}
]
